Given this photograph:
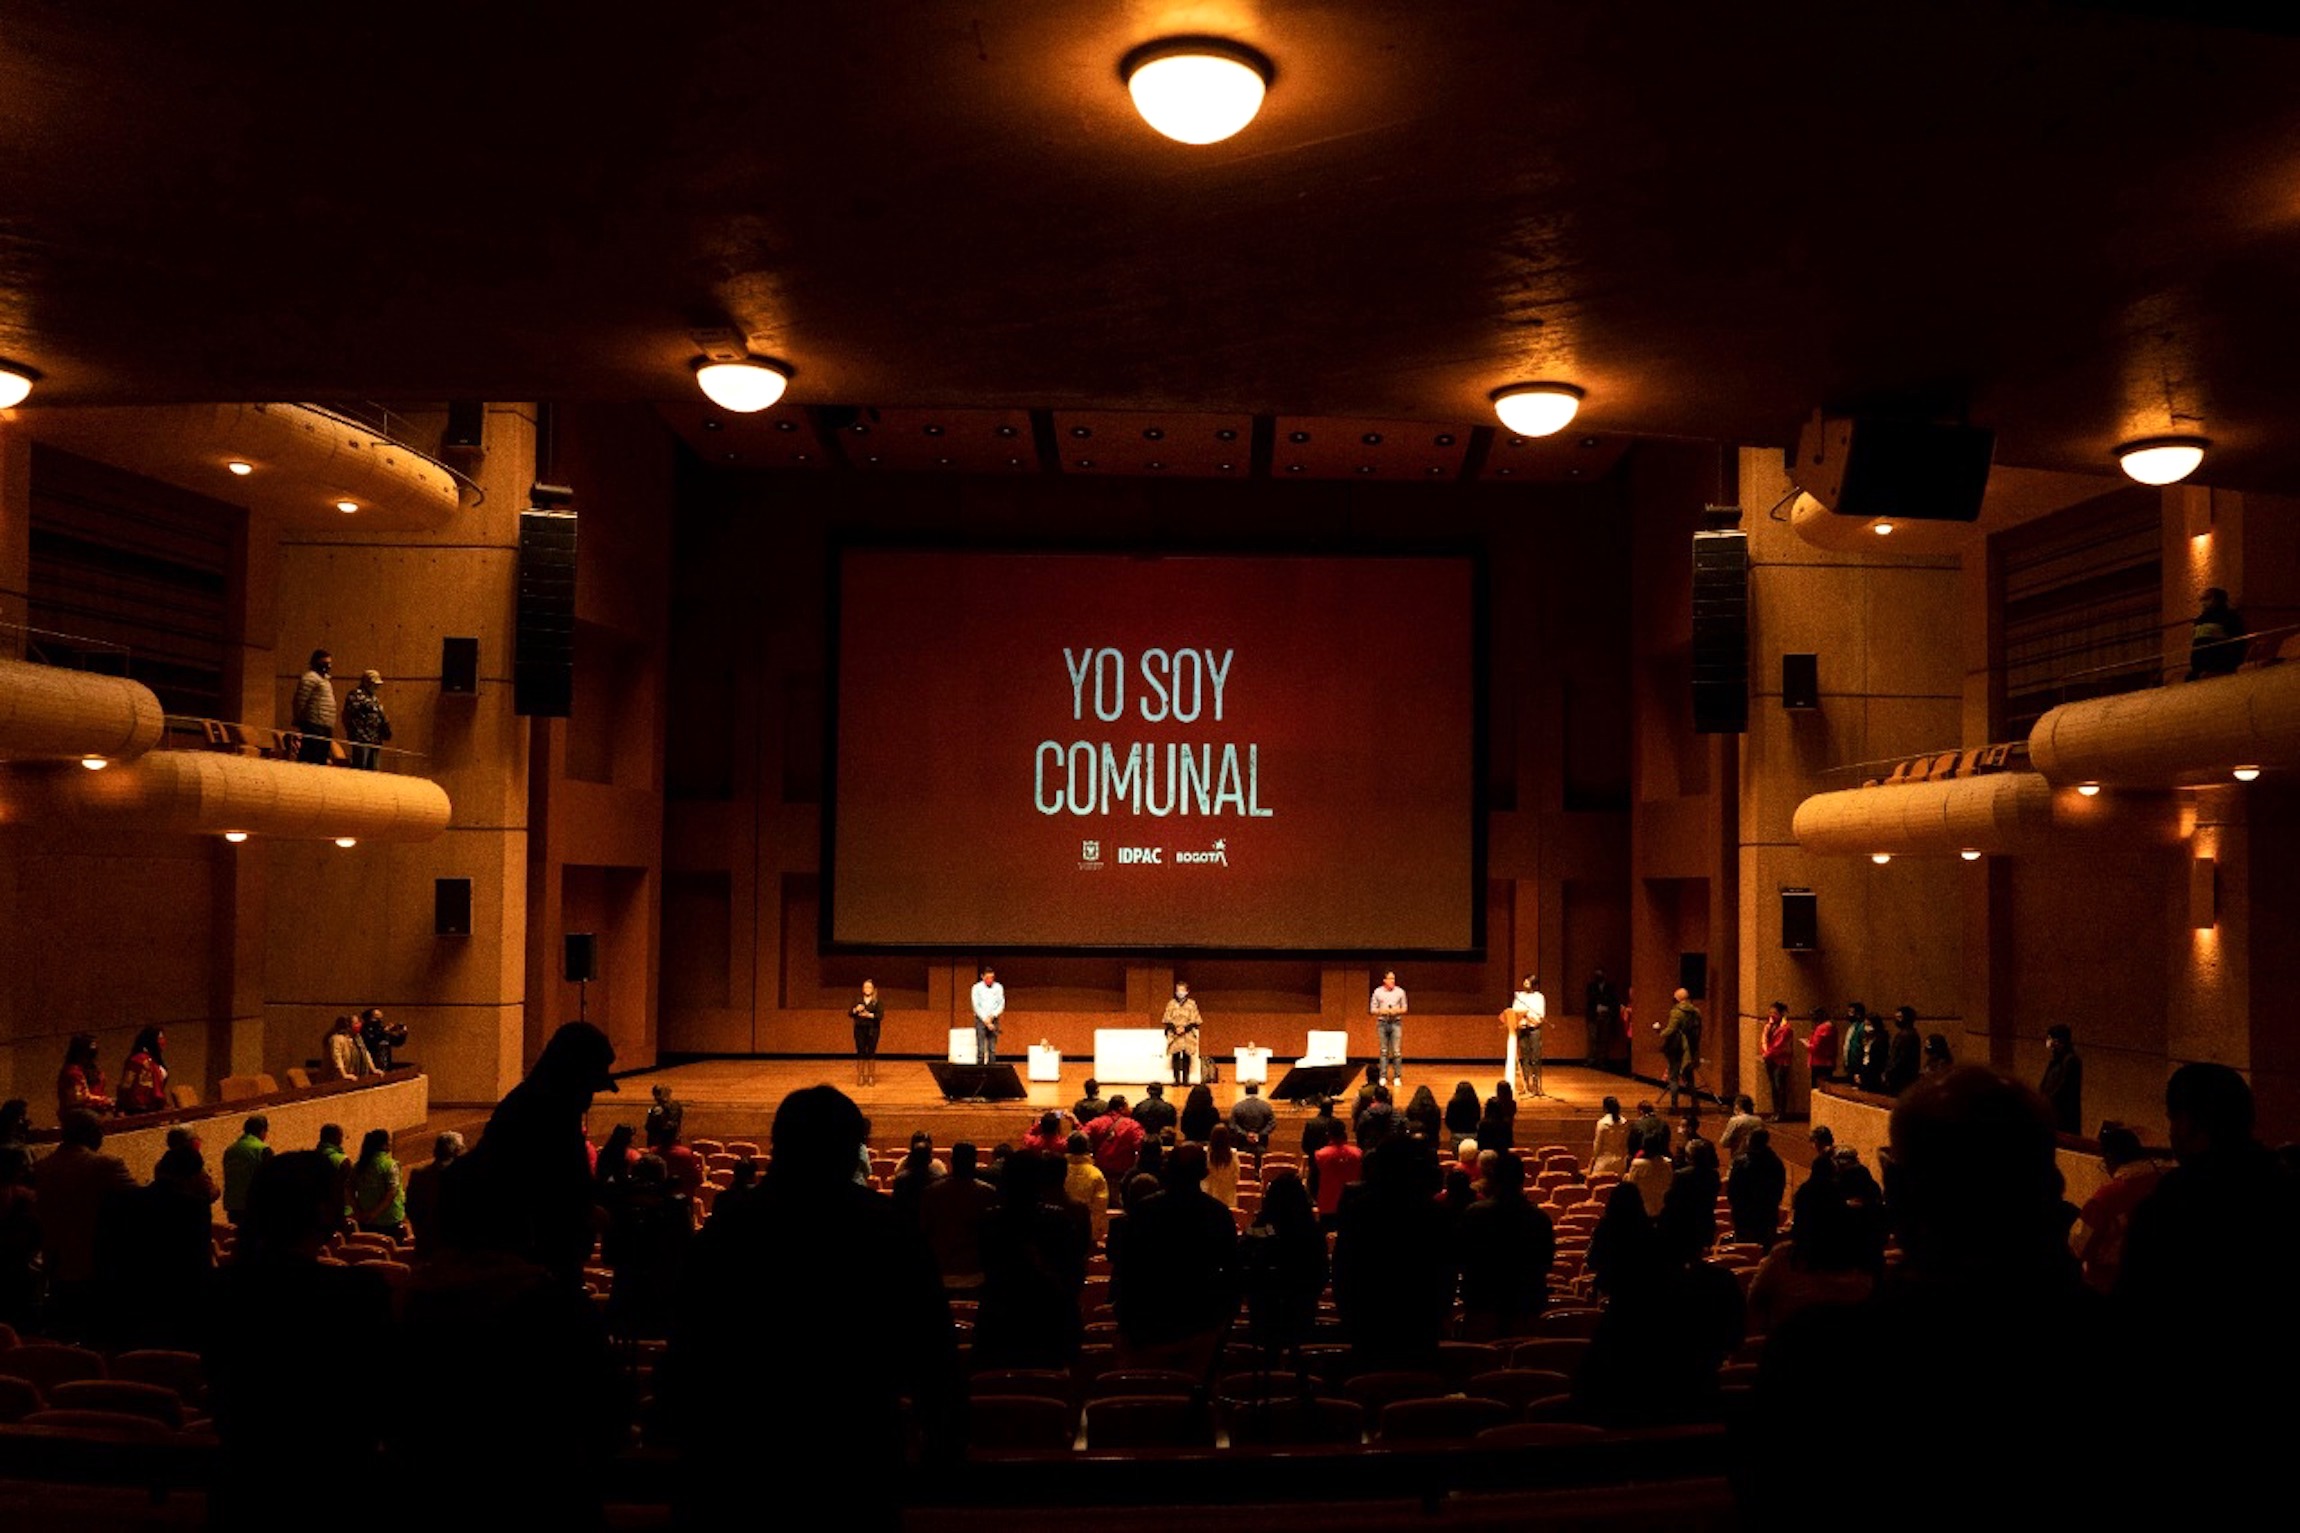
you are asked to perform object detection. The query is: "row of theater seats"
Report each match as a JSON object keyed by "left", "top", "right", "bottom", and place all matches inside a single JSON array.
[{"left": 0, "top": 1328, "right": 210, "bottom": 1440}]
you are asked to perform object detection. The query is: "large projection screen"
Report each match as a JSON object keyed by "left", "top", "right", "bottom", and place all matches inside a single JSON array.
[{"left": 826, "top": 547, "right": 1481, "bottom": 954}]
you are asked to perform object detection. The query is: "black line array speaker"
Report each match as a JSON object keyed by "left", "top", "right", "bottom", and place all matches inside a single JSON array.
[
  {"left": 1782, "top": 887, "right": 1818, "bottom": 951},
  {"left": 1782, "top": 652, "right": 1820, "bottom": 711},
  {"left": 1691, "top": 528, "right": 1749, "bottom": 734},
  {"left": 435, "top": 877, "right": 472, "bottom": 936},
  {"left": 515, "top": 507, "right": 577, "bottom": 717},
  {"left": 441, "top": 636, "right": 479, "bottom": 696},
  {"left": 1678, "top": 952, "right": 1707, "bottom": 1000},
  {"left": 564, "top": 932, "right": 597, "bottom": 984}
]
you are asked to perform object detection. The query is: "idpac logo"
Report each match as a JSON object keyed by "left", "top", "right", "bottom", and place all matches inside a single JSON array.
[
  {"left": 1175, "top": 837, "right": 1229, "bottom": 866},
  {"left": 1081, "top": 840, "right": 1102, "bottom": 862},
  {"left": 1118, "top": 846, "right": 1163, "bottom": 865}
]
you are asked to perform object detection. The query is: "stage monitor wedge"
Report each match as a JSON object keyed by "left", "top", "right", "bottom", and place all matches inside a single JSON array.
[
  {"left": 926, "top": 1062, "right": 1028, "bottom": 1101},
  {"left": 1790, "top": 410, "right": 1995, "bottom": 523}
]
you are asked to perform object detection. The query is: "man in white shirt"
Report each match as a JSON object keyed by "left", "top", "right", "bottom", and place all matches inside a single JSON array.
[
  {"left": 970, "top": 965, "right": 1006, "bottom": 1065},
  {"left": 1370, "top": 971, "right": 1408, "bottom": 1088},
  {"left": 1511, "top": 973, "right": 1547, "bottom": 1097}
]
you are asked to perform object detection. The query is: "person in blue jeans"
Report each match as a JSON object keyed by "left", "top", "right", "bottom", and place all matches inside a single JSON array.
[
  {"left": 969, "top": 965, "right": 1006, "bottom": 1065},
  {"left": 1370, "top": 970, "right": 1408, "bottom": 1088}
]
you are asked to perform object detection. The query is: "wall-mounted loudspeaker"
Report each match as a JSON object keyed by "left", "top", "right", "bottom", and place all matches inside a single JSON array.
[
  {"left": 1677, "top": 951, "right": 1707, "bottom": 1000},
  {"left": 1781, "top": 887, "right": 1818, "bottom": 951},
  {"left": 1782, "top": 653, "right": 1820, "bottom": 711},
  {"left": 435, "top": 878, "right": 473, "bottom": 936},
  {"left": 1790, "top": 411, "right": 1995, "bottom": 523},
  {"left": 564, "top": 932, "right": 597, "bottom": 984},
  {"left": 515, "top": 505, "right": 577, "bottom": 717},
  {"left": 1691, "top": 527, "right": 1749, "bottom": 734},
  {"left": 443, "top": 401, "right": 486, "bottom": 453},
  {"left": 441, "top": 636, "right": 479, "bottom": 696}
]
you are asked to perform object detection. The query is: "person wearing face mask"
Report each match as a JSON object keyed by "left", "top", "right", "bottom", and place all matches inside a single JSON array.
[{"left": 1162, "top": 981, "right": 1203, "bottom": 1087}]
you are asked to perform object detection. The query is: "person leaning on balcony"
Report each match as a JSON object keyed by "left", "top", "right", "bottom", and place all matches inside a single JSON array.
[
  {"left": 342, "top": 669, "right": 392, "bottom": 770},
  {"left": 292, "top": 648, "right": 338, "bottom": 765},
  {"left": 2187, "top": 587, "right": 2247, "bottom": 679}
]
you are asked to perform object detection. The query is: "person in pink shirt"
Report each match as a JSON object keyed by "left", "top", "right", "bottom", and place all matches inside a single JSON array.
[{"left": 1760, "top": 1002, "right": 1796, "bottom": 1119}]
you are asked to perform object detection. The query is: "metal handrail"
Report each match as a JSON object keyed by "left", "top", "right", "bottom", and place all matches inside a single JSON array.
[
  {"left": 159, "top": 712, "right": 430, "bottom": 771},
  {"left": 291, "top": 400, "right": 486, "bottom": 507}
]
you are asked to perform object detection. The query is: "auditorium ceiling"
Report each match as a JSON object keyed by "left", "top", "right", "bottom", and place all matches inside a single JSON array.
[{"left": 7, "top": 3, "right": 2300, "bottom": 485}]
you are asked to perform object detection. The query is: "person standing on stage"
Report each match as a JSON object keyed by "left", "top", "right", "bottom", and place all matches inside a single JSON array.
[
  {"left": 1658, "top": 989, "right": 1702, "bottom": 1109},
  {"left": 1509, "top": 974, "right": 1547, "bottom": 1098},
  {"left": 1586, "top": 969, "right": 1623, "bottom": 1073},
  {"left": 970, "top": 965, "right": 1005, "bottom": 1066},
  {"left": 850, "top": 979, "right": 884, "bottom": 1088},
  {"left": 1162, "top": 981, "right": 1203, "bottom": 1087},
  {"left": 1371, "top": 970, "right": 1408, "bottom": 1089}
]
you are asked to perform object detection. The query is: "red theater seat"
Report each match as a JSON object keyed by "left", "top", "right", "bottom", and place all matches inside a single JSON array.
[{"left": 1378, "top": 1396, "right": 1511, "bottom": 1443}]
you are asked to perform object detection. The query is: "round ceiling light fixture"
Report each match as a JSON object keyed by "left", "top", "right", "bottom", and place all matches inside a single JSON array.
[
  {"left": 226, "top": 460, "right": 254, "bottom": 476},
  {"left": 2076, "top": 782, "right": 2101, "bottom": 797},
  {"left": 333, "top": 836, "right": 358, "bottom": 849},
  {"left": 78, "top": 755, "right": 107, "bottom": 771},
  {"left": 223, "top": 831, "right": 249, "bottom": 843},
  {"left": 1870, "top": 852, "right": 1893, "bottom": 865},
  {"left": 2233, "top": 764, "right": 2261, "bottom": 782},
  {"left": 1491, "top": 384, "right": 1584, "bottom": 438},
  {"left": 1122, "top": 38, "right": 1272, "bottom": 144},
  {"left": 1960, "top": 848, "right": 1983, "bottom": 861},
  {"left": 2116, "top": 436, "right": 2207, "bottom": 486},
  {"left": 335, "top": 499, "right": 359, "bottom": 514},
  {"left": 693, "top": 356, "right": 791, "bottom": 414},
  {"left": 1873, "top": 521, "right": 1895, "bottom": 536},
  {"left": 0, "top": 362, "right": 37, "bottom": 409}
]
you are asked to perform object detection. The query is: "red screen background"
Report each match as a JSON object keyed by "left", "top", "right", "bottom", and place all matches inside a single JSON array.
[{"left": 828, "top": 549, "right": 1479, "bottom": 952}]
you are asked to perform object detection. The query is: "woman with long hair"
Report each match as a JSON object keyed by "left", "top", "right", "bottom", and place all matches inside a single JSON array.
[
  {"left": 1179, "top": 1082, "right": 1219, "bottom": 1143},
  {"left": 1242, "top": 1168, "right": 1327, "bottom": 1361},
  {"left": 1205, "top": 1124, "right": 1240, "bottom": 1208},
  {"left": 118, "top": 1025, "right": 170, "bottom": 1114},
  {"left": 351, "top": 1128, "right": 407, "bottom": 1240},
  {"left": 1444, "top": 1080, "right": 1482, "bottom": 1146},
  {"left": 1477, "top": 1079, "right": 1517, "bottom": 1152},
  {"left": 1591, "top": 1094, "right": 1631, "bottom": 1177},
  {"left": 848, "top": 979, "right": 883, "bottom": 1087},
  {"left": 58, "top": 1033, "right": 113, "bottom": 1118},
  {"left": 1404, "top": 1083, "right": 1443, "bottom": 1143}
]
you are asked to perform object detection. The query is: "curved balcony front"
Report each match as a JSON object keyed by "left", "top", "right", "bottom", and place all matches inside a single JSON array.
[
  {"left": 0, "top": 656, "right": 165, "bottom": 762},
  {"left": 0, "top": 749, "right": 451, "bottom": 841},
  {"left": 2028, "top": 663, "right": 2300, "bottom": 788}
]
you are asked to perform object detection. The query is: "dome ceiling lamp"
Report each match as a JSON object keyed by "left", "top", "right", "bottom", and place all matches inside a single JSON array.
[
  {"left": 2116, "top": 435, "right": 2208, "bottom": 486},
  {"left": 1491, "top": 383, "right": 1585, "bottom": 438},
  {"left": 0, "top": 361, "right": 38, "bottom": 409},
  {"left": 690, "top": 329, "right": 792, "bottom": 415},
  {"left": 1122, "top": 38, "right": 1273, "bottom": 145}
]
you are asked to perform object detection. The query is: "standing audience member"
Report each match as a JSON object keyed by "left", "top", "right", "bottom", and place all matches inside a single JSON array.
[
  {"left": 359, "top": 1007, "right": 407, "bottom": 1072},
  {"left": 458, "top": 1020, "right": 618, "bottom": 1282},
  {"left": 1884, "top": 1007, "right": 1923, "bottom": 1093},
  {"left": 1590, "top": 1095, "right": 1632, "bottom": 1176},
  {"left": 1586, "top": 968, "right": 1623, "bottom": 1073},
  {"left": 1760, "top": 1003, "right": 1795, "bottom": 1117},
  {"left": 327, "top": 1014, "right": 376, "bottom": 1079},
  {"left": 403, "top": 1130, "right": 463, "bottom": 1257},
  {"left": 1089, "top": 1096, "right": 1145, "bottom": 1185},
  {"left": 1063, "top": 1133, "right": 1110, "bottom": 1247},
  {"left": 1455, "top": 1151, "right": 1555, "bottom": 1339},
  {"left": 95, "top": 1127, "right": 216, "bottom": 1349},
  {"left": 1333, "top": 1136, "right": 1451, "bottom": 1371},
  {"left": 601, "top": 1153, "right": 692, "bottom": 1340},
  {"left": 1302, "top": 1097, "right": 1340, "bottom": 1159},
  {"left": 889, "top": 1132, "right": 946, "bottom": 1224},
  {"left": 668, "top": 1085, "right": 960, "bottom": 1532},
  {"left": 36, "top": 1109, "right": 135, "bottom": 1333},
  {"left": 2186, "top": 586, "right": 2247, "bottom": 679},
  {"left": 644, "top": 1082, "right": 685, "bottom": 1148},
  {"left": 1721, "top": 1095, "right": 1763, "bottom": 1158},
  {"left": 1403, "top": 1083, "right": 1443, "bottom": 1143},
  {"left": 1921, "top": 1033, "right": 1953, "bottom": 1077},
  {"left": 1626, "top": 1139, "right": 1673, "bottom": 1218},
  {"left": 1241, "top": 1169, "right": 1325, "bottom": 1361},
  {"left": 1804, "top": 1006, "right": 1838, "bottom": 1086},
  {"left": 1840, "top": 1004, "right": 1872, "bottom": 1089},
  {"left": 317, "top": 1124, "right": 353, "bottom": 1221},
  {"left": 1020, "top": 1110, "right": 1069, "bottom": 1158},
  {"left": 1205, "top": 1125, "right": 1241, "bottom": 1208},
  {"left": 221, "top": 1115, "right": 271, "bottom": 1225},
  {"left": 1111, "top": 1142, "right": 1238, "bottom": 1372},
  {"left": 351, "top": 1128, "right": 407, "bottom": 1239},
  {"left": 1132, "top": 1080, "right": 1179, "bottom": 1137},
  {"left": 1229, "top": 1080, "right": 1276, "bottom": 1159},
  {"left": 1357, "top": 1084, "right": 1398, "bottom": 1150},
  {"left": 1658, "top": 989, "right": 1702, "bottom": 1109},
  {"left": 2066, "top": 1124, "right": 2159, "bottom": 1294},
  {"left": 117, "top": 1025, "right": 170, "bottom": 1113},
  {"left": 58, "top": 1032, "right": 114, "bottom": 1117},
  {"left": 1444, "top": 1080, "right": 1483, "bottom": 1146},
  {"left": 2038, "top": 1024, "right": 2083, "bottom": 1134},
  {"left": 919, "top": 1141, "right": 999, "bottom": 1293},
  {"left": 1727, "top": 1125, "right": 1788, "bottom": 1248},
  {"left": 973, "top": 1149, "right": 1088, "bottom": 1370},
  {"left": 1071, "top": 1077, "right": 1108, "bottom": 1128},
  {"left": 342, "top": 669, "right": 392, "bottom": 769},
  {"left": 1585, "top": 1183, "right": 1657, "bottom": 1302},
  {"left": 1309, "top": 1118, "right": 1364, "bottom": 1227},
  {"left": 0, "top": 1111, "right": 35, "bottom": 1330},
  {"left": 1745, "top": 1183, "right": 1878, "bottom": 1335},
  {"left": 1631, "top": 1101, "right": 1669, "bottom": 1160},
  {"left": 1179, "top": 1082, "right": 1220, "bottom": 1143},
  {"left": 292, "top": 648, "right": 337, "bottom": 764},
  {"left": 1476, "top": 1080, "right": 1518, "bottom": 1153},
  {"left": 0, "top": 1098, "right": 30, "bottom": 1185}
]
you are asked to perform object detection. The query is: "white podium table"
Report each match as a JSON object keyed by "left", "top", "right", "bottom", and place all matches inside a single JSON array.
[
  {"left": 1093, "top": 1028, "right": 1200, "bottom": 1085},
  {"left": 1232, "top": 1047, "right": 1273, "bottom": 1084},
  {"left": 947, "top": 1028, "right": 978, "bottom": 1065},
  {"left": 1026, "top": 1044, "right": 1063, "bottom": 1083},
  {"left": 1300, "top": 1029, "right": 1349, "bottom": 1067}
]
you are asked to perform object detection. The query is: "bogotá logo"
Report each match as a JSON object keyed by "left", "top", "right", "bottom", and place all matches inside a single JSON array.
[
  {"left": 1176, "top": 837, "right": 1229, "bottom": 866},
  {"left": 1079, "top": 839, "right": 1104, "bottom": 870}
]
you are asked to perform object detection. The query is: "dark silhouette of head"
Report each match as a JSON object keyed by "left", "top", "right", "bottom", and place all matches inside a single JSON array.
[
  {"left": 244, "top": 1150, "right": 343, "bottom": 1258},
  {"left": 528, "top": 1021, "right": 618, "bottom": 1109},
  {"left": 1887, "top": 1065, "right": 2066, "bottom": 1277},
  {"left": 2165, "top": 1061, "right": 2254, "bottom": 1158},
  {"left": 768, "top": 1084, "right": 870, "bottom": 1185}
]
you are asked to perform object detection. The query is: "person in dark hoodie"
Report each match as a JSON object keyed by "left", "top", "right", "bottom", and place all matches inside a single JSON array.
[{"left": 455, "top": 1020, "right": 618, "bottom": 1283}]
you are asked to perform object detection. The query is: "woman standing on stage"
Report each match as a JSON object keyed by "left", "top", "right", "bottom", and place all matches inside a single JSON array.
[
  {"left": 1506, "top": 974, "right": 1546, "bottom": 1098},
  {"left": 849, "top": 979, "right": 883, "bottom": 1087}
]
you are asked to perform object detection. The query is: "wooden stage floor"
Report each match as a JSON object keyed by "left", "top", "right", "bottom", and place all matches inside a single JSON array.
[{"left": 578, "top": 1058, "right": 1632, "bottom": 1152}]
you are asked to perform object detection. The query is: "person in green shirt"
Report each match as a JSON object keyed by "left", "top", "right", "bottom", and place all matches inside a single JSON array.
[
  {"left": 317, "top": 1123, "right": 351, "bottom": 1225},
  {"left": 351, "top": 1128, "right": 406, "bottom": 1239},
  {"left": 1658, "top": 990, "right": 1703, "bottom": 1109},
  {"left": 221, "top": 1115, "right": 271, "bottom": 1225}
]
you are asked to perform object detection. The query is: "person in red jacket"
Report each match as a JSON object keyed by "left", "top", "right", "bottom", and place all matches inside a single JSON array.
[
  {"left": 1760, "top": 1003, "right": 1796, "bottom": 1119},
  {"left": 1087, "top": 1096, "right": 1144, "bottom": 1185},
  {"left": 1804, "top": 1006, "right": 1839, "bottom": 1088}
]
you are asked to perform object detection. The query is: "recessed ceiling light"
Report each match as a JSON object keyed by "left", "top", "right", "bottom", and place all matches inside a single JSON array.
[
  {"left": 996, "top": 425, "right": 1019, "bottom": 438},
  {"left": 1070, "top": 426, "right": 1093, "bottom": 439},
  {"left": 1287, "top": 430, "right": 1311, "bottom": 444},
  {"left": 1076, "top": 458, "right": 1094, "bottom": 469},
  {"left": 334, "top": 837, "right": 358, "bottom": 849},
  {"left": 336, "top": 499, "right": 359, "bottom": 514},
  {"left": 1122, "top": 39, "right": 1272, "bottom": 145},
  {"left": 1215, "top": 428, "right": 1238, "bottom": 442},
  {"left": 1434, "top": 434, "right": 1456, "bottom": 447},
  {"left": 1870, "top": 852, "right": 1892, "bottom": 865},
  {"left": 1361, "top": 432, "right": 1383, "bottom": 446},
  {"left": 226, "top": 460, "right": 254, "bottom": 476},
  {"left": 0, "top": 362, "right": 36, "bottom": 409},
  {"left": 1960, "top": 848, "right": 1982, "bottom": 861},
  {"left": 2117, "top": 435, "right": 2207, "bottom": 486},
  {"left": 1491, "top": 384, "right": 1583, "bottom": 437},
  {"left": 2233, "top": 764, "right": 2261, "bottom": 782},
  {"left": 2076, "top": 782, "right": 2101, "bottom": 797},
  {"left": 774, "top": 419, "right": 796, "bottom": 432},
  {"left": 1143, "top": 427, "right": 1165, "bottom": 441},
  {"left": 79, "top": 755, "right": 107, "bottom": 771},
  {"left": 693, "top": 357, "right": 790, "bottom": 414},
  {"left": 1218, "top": 462, "right": 1234, "bottom": 471},
  {"left": 1873, "top": 521, "right": 1894, "bottom": 536},
  {"left": 1146, "top": 461, "right": 1165, "bottom": 470},
  {"left": 923, "top": 424, "right": 944, "bottom": 436},
  {"left": 223, "top": 831, "right": 249, "bottom": 843}
]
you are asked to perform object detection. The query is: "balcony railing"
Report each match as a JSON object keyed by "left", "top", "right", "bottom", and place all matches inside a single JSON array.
[{"left": 159, "top": 714, "right": 430, "bottom": 775}]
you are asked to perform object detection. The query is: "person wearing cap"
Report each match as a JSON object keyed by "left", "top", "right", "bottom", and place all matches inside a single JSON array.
[{"left": 342, "top": 668, "right": 392, "bottom": 770}]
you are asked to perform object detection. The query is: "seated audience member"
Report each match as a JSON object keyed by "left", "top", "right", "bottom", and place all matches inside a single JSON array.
[
  {"left": 206, "top": 1152, "right": 396, "bottom": 1531},
  {"left": 1229, "top": 1080, "right": 1277, "bottom": 1157},
  {"left": 602, "top": 1151, "right": 692, "bottom": 1340},
  {"left": 220, "top": 1114, "right": 271, "bottom": 1225},
  {"left": 404, "top": 1130, "right": 463, "bottom": 1256},
  {"left": 1309, "top": 1116, "right": 1364, "bottom": 1227},
  {"left": 1110, "top": 1142, "right": 1238, "bottom": 1371},
  {"left": 326, "top": 1013, "right": 377, "bottom": 1079},
  {"left": 2065, "top": 1124, "right": 2160, "bottom": 1294},
  {"left": 34, "top": 1108, "right": 134, "bottom": 1334},
  {"left": 1180, "top": 1081, "right": 1220, "bottom": 1143},
  {"left": 1456, "top": 1151, "right": 1556, "bottom": 1339},
  {"left": 1444, "top": 1080, "right": 1483, "bottom": 1145},
  {"left": 116, "top": 1025, "right": 170, "bottom": 1113},
  {"left": 1721, "top": 1094, "right": 1763, "bottom": 1157},
  {"left": 973, "top": 1148, "right": 1088, "bottom": 1370},
  {"left": 1591, "top": 1095, "right": 1631, "bottom": 1176},
  {"left": 1454, "top": 1136, "right": 1482, "bottom": 1183},
  {"left": 1063, "top": 1132, "right": 1110, "bottom": 1245},
  {"left": 669, "top": 1085, "right": 960, "bottom": 1531},
  {"left": 1403, "top": 1082, "right": 1444, "bottom": 1142},
  {"left": 1241, "top": 1168, "right": 1326, "bottom": 1359},
  {"left": 1071, "top": 1076, "right": 1108, "bottom": 1128},
  {"left": 1020, "top": 1109, "right": 1070, "bottom": 1157},
  {"left": 1089, "top": 1095, "right": 1145, "bottom": 1184},
  {"left": 1206, "top": 1124, "right": 1241, "bottom": 1207},
  {"left": 1749, "top": 1067, "right": 2115, "bottom": 1525},
  {"left": 1132, "top": 1080, "right": 1179, "bottom": 1137},
  {"left": 351, "top": 1127, "right": 408, "bottom": 1239},
  {"left": 2117, "top": 1063, "right": 2300, "bottom": 1502},
  {"left": 1727, "top": 1125, "right": 1788, "bottom": 1248},
  {"left": 1334, "top": 1136, "right": 1452, "bottom": 1370},
  {"left": 890, "top": 1131, "right": 946, "bottom": 1223},
  {"left": 1746, "top": 1186, "right": 1878, "bottom": 1335},
  {"left": 1626, "top": 1139, "right": 1674, "bottom": 1218},
  {"left": 919, "top": 1140, "right": 999, "bottom": 1292},
  {"left": 57, "top": 1031, "right": 114, "bottom": 1117}
]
